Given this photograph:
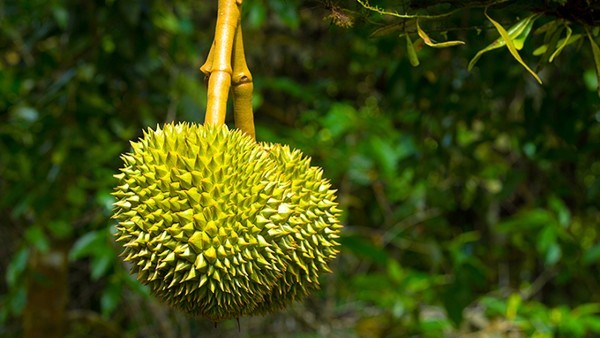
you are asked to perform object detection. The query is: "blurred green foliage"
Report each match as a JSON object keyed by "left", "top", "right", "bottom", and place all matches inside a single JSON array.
[{"left": 1, "top": 0, "right": 599, "bottom": 337}]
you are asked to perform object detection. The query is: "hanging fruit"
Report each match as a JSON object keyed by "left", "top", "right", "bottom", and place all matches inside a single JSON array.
[{"left": 112, "top": 0, "right": 342, "bottom": 322}]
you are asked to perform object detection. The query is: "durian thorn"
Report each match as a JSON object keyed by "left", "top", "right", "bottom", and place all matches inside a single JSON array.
[{"left": 200, "top": 0, "right": 243, "bottom": 127}]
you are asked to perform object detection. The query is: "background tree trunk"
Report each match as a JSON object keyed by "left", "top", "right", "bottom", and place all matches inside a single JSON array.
[{"left": 23, "top": 244, "right": 69, "bottom": 338}]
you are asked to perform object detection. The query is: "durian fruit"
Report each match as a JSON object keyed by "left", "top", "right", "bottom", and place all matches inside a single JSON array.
[
  {"left": 112, "top": 122, "right": 341, "bottom": 321},
  {"left": 251, "top": 144, "right": 341, "bottom": 314}
]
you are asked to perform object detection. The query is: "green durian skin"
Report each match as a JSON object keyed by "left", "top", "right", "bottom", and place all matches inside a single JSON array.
[
  {"left": 252, "top": 144, "right": 342, "bottom": 314},
  {"left": 112, "top": 122, "right": 341, "bottom": 321}
]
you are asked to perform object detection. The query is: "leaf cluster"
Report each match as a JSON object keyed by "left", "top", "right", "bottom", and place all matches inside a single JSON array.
[{"left": 352, "top": 0, "right": 600, "bottom": 93}]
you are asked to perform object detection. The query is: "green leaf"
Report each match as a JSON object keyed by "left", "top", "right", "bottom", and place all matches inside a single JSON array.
[
  {"left": 52, "top": 6, "right": 69, "bottom": 29},
  {"left": 443, "top": 268, "right": 479, "bottom": 325},
  {"left": 268, "top": 0, "right": 299, "bottom": 30},
  {"left": 340, "top": 234, "right": 390, "bottom": 264},
  {"left": 534, "top": 34, "right": 581, "bottom": 57},
  {"left": 417, "top": 20, "right": 465, "bottom": 48},
  {"left": 469, "top": 15, "right": 537, "bottom": 70},
  {"left": 70, "top": 230, "right": 114, "bottom": 280},
  {"left": 420, "top": 317, "right": 451, "bottom": 334},
  {"left": 512, "top": 19, "right": 537, "bottom": 50},
  {"left": 386, "top": 259, "right": 404, "bottom": 283},
  {"left": 48, "top": 220, "right": 72, "bottom": 239},
  {"left": 506, "top": 293, "right": 522, "bottom": 320},
  {"left": 548, "top": 196, "right": 571, "bottom": 227},
  {"left": 25, "top": 226, "right": 50, "bottom": 252},
  {"left": 586, "top": 28, "right": 600, "bottom": 96},
  {"left": 9, "top": 287, "right": 27, "bottom": 315},
  {"left": 480, "top": 296, "right": 506, "bottom": 316},
  {"left": 533, "top": 44, "right": 547, "bottom": 56},
  {"left": 583, "top": 244, "right": 600, "bottom": 265},
  {"left": 537, "top": 23, "right": 565, "bottom": 66},
  {"left": 550, "top": 25, "right": 572, "bottom": 62},
  {"left": 545, "top": 243, "right": 561, "bottom": 266},
  {"left": 534, "top": 19, "right": 560, "bottom": 35},
  {"left": 371, "top": 23, "right": 403, "bottom": 38},
  {"left": 246, "top": 0, "right": 267, "bottom": 29},
  {"left": 483, "top": 12, "right": 542, "bottom": 84},
  {"left": 322, "top": 103, "right": 357, "bottom": 139},
  {"left": 537, "top": 226, "right": 557, "bottom": 254},
  {"left": 91, "top": 252, "right": 113, "bottom": 281},
  {"left": 573, "top": 303, "right": 600, "bottom": 316},
  {"left": 119, "top": 1, "right": 142, "bottom": 25},
  {"left": 469, "top": 13, "right": 541, "bottom": 83},
  {"left": 406, "top": 34, "right": 420, "bottom": 67},
  {"left": 6, "top": 248, "right": 29, "bottom": 288},
  {"left": 583, "top": 316, "right": 600, "bottom": 333},
  {"left": 369, "top": 136, "right": 398, "bottom": 179},
  {"left": 497, "top": 209, "right": 555, "bottom": 232},
  {"left": 69, "top": 230, "right": 103, "bottom": 261},
  {"left": 101, "top": 280, "right": 121, "bottom": 318},
  {"left": 584, "top": 68, "right": 599, "bottom": 91}
]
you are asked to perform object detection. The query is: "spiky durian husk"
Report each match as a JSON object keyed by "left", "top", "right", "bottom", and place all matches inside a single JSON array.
[
  {"left": 252, "top": 144, "right": 341, "bottom": 313},
  {"left": 112, "top": 123, "right": 341, "bottom": 321}
]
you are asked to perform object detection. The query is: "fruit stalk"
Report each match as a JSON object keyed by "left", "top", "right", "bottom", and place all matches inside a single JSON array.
[
  {"left": 201, "top": 0, "right": 241, "bottom": 126},
  {"left": 201, "top": 0, "right": 255, "bottom": 140},
  {"left": 231, "top": 23, "right": 255, "bottom": 139}
]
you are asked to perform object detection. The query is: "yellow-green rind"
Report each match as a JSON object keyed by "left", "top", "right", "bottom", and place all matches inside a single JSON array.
[
  {"left": 250, "top": 144, "right": 342, "bottom": 314},
  {"left": 112, "top": 122, "right": 341, "bottom": 321}
]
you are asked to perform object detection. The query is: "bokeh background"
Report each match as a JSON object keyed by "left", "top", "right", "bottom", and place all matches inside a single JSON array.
[{"left": 1, "top": 0, "right": 599, "bottom": 337}]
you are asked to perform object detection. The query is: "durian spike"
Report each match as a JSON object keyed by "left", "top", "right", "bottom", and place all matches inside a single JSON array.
[
  {"left": 200, "top": 0, "right": 243, "bottom": 126},
  {"left": 231, "top": 22, "right": 255, "bottom": 140}
]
